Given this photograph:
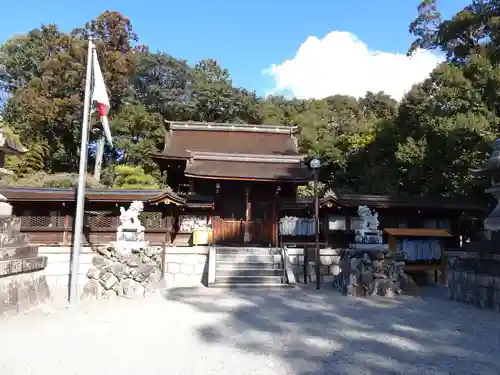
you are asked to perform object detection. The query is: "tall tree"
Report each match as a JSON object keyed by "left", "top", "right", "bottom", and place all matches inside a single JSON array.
[
  {"left": 133, "top": 52, "right": 190, "bottom": 120},
  {"left": 409, "top": 0, "right": 500, "bottom": 63},
  {"left": 188, "top": 59, "right": 264, "bottom": 123},
  {"left": 1, "top": 11, "right": 140, "bottom": 173}
]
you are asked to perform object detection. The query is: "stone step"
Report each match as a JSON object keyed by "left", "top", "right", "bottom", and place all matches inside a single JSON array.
[
  {"left": 216, "top": 261, "right": 282, "bottom": 270},
  {"left": 216, "top": 268, "right": 284, "bottom": 277},
  {"left": 216, "top": 253, "right": 281, "bottom": 263},
  {"left": 212, "top": 283, "right": 294, "bottom": 289},
  {"left": 215, "top": 275, "right": 285, "bottom": 284},
  {"left": 215, "top": 247, "right": 280, "bottom": 255}
]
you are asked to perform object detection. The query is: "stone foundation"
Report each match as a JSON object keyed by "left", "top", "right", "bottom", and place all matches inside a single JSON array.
[
  {"left": 332, "top": 249, "right": 417, "bottom": 297},
  {"left": 446, "top": 251, "right": 500, "bottom": 312},
  {"left": 0, "top": 271, "right": 51, "bottom": 315},
  {"left": 0, "top": 217, "right": 50, "bottom": 315},
  {"left": 37, "top": 245, "right": 210, "bottom": 299},
  {"left": 82, "top": 246, "right": 164, "bottom": 299},
  {"left": 286, "top": 248, "right": 342, "bottom": 284},
  {"left": 164, "top": 248, "right": 208, "bottom": 288}
]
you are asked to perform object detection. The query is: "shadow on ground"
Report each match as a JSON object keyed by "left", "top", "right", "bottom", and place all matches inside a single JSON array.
[{"left": 166, "top": 285, "right": 500, "bottom": 375}]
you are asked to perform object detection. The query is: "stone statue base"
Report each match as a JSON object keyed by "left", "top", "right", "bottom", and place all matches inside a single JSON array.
[
  {"left": 0, "top": 216, "right": 49, "bottom": 316},
  {"left": 109, "top": 240, "right": 150, "bottom": 256},
  {"left": 82, "top": 245, "right": 164, "bottom": 300},
  {"left": 333, "top": 245, "right": 416, "bottom": 298},
  {"left": 349, "top": 243, "right": 389, "bottom": 251}
]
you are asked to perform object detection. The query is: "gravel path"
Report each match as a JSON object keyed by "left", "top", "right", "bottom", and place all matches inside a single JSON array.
[{"left": 1, "top": 286, "right": 500, "bottom": 375}]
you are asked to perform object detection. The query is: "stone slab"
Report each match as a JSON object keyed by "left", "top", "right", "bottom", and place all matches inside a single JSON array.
[
  {"left": 0, "top": 256, "right": 48, "bottom": 277},
  {"left": 0, "top": 272, "right": 51, "bottom": 316},
  {"left": 348, "top": 244, "right": 389, "bottom": 251},
  {"left": 0, "top": 245, "right": 39, "bottom": 261}
]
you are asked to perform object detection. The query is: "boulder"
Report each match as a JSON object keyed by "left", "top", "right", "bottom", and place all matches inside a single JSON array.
[
  {"left": 100, "top": 273, "right": 118, "bottom": 290},
  {"left": 86, "top": 267, "right": 101, "bottom": 280}
]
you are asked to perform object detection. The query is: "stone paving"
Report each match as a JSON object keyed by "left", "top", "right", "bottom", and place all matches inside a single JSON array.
[{"left": 1, "top": 285, "right": 500, "bottom": 375}]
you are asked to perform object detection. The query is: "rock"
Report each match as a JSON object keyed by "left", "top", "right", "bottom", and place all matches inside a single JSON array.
[
  {"left": 92, "top": 256, "right": 112, "bottom": 270},
  {"left": 146, "top": 271, "right": 164, "bottom": 293},
  {"left": 123, "top": 279, "right": 144, "bottom": 298},
  {"left": 369, "top": 279, "right": 397, "bottom": 297},
  {"left": 100, "top": 273, "right": 118, "bottom": 290},
  {"left": 138, "top": 264, "right": 155, "bottom": 277},
  {"left": 400, "top": 272, "right": 420, "bottom": 297},
  {"left": 94, "top": 247, "right": 111, "bottom": 257},
  {"left": 349, "top": 258, "right": 361, "bottom": 270},
  {"left": 112, "top": 280, "right": 124, "bottom": 296},
  {"left": 144, "top": 246, "right": 156, "bottom": 258},
  {"left": 86, "top": 267, "right": 101, "bottom": 280},
  {"left": 371, "top": 251, "right": 385, "bottom": 260},
  {"left": 103, "top": 289, "right": 117, "bottom": 299},
  {"left": 135, "top": 273, "right": 146, "bottom": 283},
  {"left": 81, "top": 279, "right": 101, "bottom": 300},
  {"left": 355, "top": 283, "right": 366, "bottom": 297},
  {"left": 372, "top": 260, "right": 385, "bottom": 274},
  {"left": 109, "top": 263, "right": 128, "bottom": 279},
  {"left": 384, "top": 287, "right": 395, "bottom": 298},
  {"left": 87, "top": 246, "right": 164, "bottom": 299},
  {"left": 125, "top": 254, "right": 141, "bottom": 267},
  {"left": 348, "top": 272, "right": 358, "bottom": 286},
  {"left": 363, "top": 253, "right": 372, "bottom": 263},
  {"left": 372, "top": 272, "right": 387, "bottom": 279},
  {"left": 361, "top": 272, "right": 373, "bottom": 286}
]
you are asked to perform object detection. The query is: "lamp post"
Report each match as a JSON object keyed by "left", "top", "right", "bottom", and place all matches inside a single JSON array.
[{"left": 309, "top": 158, "right": 321, "bottom": 290}]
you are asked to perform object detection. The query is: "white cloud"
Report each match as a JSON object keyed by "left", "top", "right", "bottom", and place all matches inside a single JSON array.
[{"left": 263, "top": 31, "right": 444, "bottom": 100}]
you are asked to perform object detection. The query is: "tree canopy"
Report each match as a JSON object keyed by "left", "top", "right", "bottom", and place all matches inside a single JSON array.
[{"left": 0, "top": 4, "right": 498, "bottom": 198}]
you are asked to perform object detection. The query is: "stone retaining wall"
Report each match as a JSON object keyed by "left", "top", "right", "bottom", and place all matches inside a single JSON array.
[
  {"left": 286, "top": 248, "right": 341, "bottom": 284},
  {"left": 37, "top": 245, "right": 209, "bottom": 301},
  {"left": 164, "top": 247, "right": 209, "bottom": 288},
  {"left": 446, "top": 251, "right": 500, "bottom": 313}
]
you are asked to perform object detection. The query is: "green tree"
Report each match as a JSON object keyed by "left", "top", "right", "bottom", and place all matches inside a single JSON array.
[
  {"left": 1, "top": 11, "right": 140, "bottom": 173},
  {"left": 188, "top": 59, "right": 264, "bottom": 123},
  {"left": 108, "top": 165, "right": 159, "bottom": 190},
  {"left": 133, "top": 52, "right": 191, "bottom": 120},
  {"left": 108, "top": 103, "right": 164, "bottom": 179}
]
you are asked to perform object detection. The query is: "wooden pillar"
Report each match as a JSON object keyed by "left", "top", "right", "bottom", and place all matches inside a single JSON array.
[
  {"left": 244, "top": 185, "right": 251, "bottom": 243},
  {"left": 62, "top": 214, "right": 70, "bottom": 245},
  {"left": 213, "top": 182, "right": 221, "bottom": 243},
  {"left": 273, "top": 184, "right": 281, "bottom": 247}
]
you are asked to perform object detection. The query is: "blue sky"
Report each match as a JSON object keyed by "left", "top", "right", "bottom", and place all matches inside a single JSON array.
[{"left": 1, "top": 0, "right": 470, "bottom": 99}]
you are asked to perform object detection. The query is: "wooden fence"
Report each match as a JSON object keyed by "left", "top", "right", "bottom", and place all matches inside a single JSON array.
[{"left": 17, "top": 209, "right": 171, "bottom": 246}]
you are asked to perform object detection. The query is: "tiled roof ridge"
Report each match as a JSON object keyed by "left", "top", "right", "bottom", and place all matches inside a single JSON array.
[{"left": 165, "top": 120, "right": 298, "bottom": 134}]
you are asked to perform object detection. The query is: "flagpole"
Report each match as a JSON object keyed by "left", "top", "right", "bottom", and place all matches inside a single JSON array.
[{"left": 69, "top": 39, "right": 94, "bottom": 304}]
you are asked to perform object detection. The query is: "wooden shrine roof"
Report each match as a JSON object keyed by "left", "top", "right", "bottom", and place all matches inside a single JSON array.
[
  {"left": 156, "top": 121, "right": 301, "bottom": 159},
  {"left": 280, "top": 192, "right": 487, "bottom": 212},
  {"left": 152, "top": 121, "right": 310, "bottom": 182},
  {"left": 0, "top": 187, "right": 213, "bottom": 208},
  {"left": 185, "top": 159, "right": 311, "bottom": 182},
  {"left": 384, "top": 228, "right": 453, "bottom": 238}
]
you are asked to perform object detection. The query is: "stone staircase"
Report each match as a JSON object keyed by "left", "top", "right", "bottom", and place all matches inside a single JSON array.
[{"left": 213, "top": 246, "right": 289, "bottom": 288}]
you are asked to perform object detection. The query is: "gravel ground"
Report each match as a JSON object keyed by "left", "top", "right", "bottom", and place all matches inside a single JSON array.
[{"left": 1, "top": 285, "right": 500, "bottom": 375}]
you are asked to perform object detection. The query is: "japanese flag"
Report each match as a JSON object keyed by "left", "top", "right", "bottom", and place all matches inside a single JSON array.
[{"left": 91, "top": 44, "right": 113, "bottom": 147}]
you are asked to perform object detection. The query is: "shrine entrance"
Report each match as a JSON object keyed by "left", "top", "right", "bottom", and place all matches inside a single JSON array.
[{"left": 212, "top": 182, "right": 276, "bottom": 246}]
